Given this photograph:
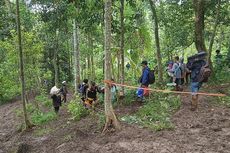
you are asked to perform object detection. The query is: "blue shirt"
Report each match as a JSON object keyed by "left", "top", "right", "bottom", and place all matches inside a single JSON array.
[{"left": 140, "top": 67, "right": 150, "bottom": 86}]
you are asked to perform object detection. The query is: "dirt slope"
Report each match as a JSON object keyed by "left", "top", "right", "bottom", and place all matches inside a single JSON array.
[{"left": 0, "top": 90, "right": 230, "bottom": 153}]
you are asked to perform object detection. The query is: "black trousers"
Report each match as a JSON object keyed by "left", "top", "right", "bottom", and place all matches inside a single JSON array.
[{"left": 54, "top": 106, "right": 59, "bottom": 113}]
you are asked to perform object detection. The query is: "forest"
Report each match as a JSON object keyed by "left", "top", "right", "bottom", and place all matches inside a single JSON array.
[{"left": 0, "top": 0, "right": 230, "bottom": 153}]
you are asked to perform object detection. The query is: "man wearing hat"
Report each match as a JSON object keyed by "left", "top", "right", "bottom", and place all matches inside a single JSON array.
[{"left": 137, "top": 60, "right": 150, "bottom": 101}]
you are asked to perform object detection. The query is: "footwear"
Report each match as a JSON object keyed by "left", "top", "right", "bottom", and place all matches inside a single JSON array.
[
  {"left": 136, "top": 97, "right": 143, "bottom": 102},
  {"left": 191, "top": 95, "right": 198, "bottom": 111}
]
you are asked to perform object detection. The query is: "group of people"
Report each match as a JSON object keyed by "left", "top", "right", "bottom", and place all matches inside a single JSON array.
[
  {"left": 78, "top": 79, "right": 101, "bottom": 108},
  {"left": 138, "top": 51, "right": 210, "bottom": 111},
  {"left": 167, "top": 56, "right": 189, "bottom": 91},
  {"left": 78, "top": 79, "right": 118, "bottom": 108},
  {"left": 49, "top": 51, "right": 211, "bottom": 113}
]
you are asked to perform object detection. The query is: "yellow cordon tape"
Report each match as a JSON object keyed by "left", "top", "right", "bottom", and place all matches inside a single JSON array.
[{"left": 104, "top": 80, "right": 226, "bottom": 97}]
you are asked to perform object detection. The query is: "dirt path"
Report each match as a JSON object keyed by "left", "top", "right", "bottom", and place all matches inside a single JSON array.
[{"left": 1, "top": 91, "right": 230, "bottom": 153}]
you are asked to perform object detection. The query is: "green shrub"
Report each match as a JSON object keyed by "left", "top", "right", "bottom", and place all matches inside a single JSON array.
[
  {"left": 35, "top": 94, "right": 52, "bottom": 108},
  {"left": 31, "top": 110, "right": 57, "bottom": 125},
  {"left": 15, "top": 103, "right": 57, "bottom": 125},
  {"left": 67, "top": 99, "right": 89, "bottom": 121},
  {"left": 121, "top": 93, "right": 181, "bottom": 131},
  {"left": 217, "top": 88, "right": 230, "bottom": 107}
]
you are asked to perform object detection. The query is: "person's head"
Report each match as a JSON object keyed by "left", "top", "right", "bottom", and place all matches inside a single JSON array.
[
  {"left": 179, "top": 57, "right": 184, "bottom": 63},
  {"left": 62, "top": 81, "right": 66, "bottom": 85},
  {"left": 83, "top": 79, "right": 88, "bottom": 84},
  {"left": 141, "top": 60, "right": 148, "bottom": 68},
  {"left": 174, "top": 56, "right": 179, "bottom": 62},
  {"left": 216, "top": 50, "right": 220, "bottom": 55},
  {"left": 91, "top": 81, "right": 96, "bottom": 87}
]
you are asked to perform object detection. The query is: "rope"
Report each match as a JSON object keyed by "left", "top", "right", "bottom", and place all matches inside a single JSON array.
[{"left": 104, "top": 80, "right": 226, "bottom": 97}]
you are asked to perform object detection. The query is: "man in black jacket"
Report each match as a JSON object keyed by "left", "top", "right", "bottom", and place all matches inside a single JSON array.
[{"left": 187, "top": 52, "right": 207, "bottom": 111}]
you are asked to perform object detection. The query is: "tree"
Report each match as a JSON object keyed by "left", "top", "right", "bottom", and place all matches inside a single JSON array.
[
  {"left": 208, "top": 0, "right": 221, "bottom": 69},
  {"left": 193, "top": 0, "right": 207, "bottom": 52},
  {"left": 120, "top": 0, "right": 125, "bottom": 95},
  {"left": 103, "top": 0, "right": 120, "bottom": 133},
  {"left": 149, "top": 0, "right": 163, "bottom": 83},
  {"left": 16, "top": 0, "right": 32, "bottom": 129},
  {"left": 54, "top": 29, "right": 59, "bottom": 86},
  {"left": 73, "top": 17, "right": 81, "bottom": 93}
]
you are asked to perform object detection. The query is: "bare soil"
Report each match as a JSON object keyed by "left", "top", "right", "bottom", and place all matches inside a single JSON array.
[{"left": 1, "top": 86, "right": 230, "bottom": 153}]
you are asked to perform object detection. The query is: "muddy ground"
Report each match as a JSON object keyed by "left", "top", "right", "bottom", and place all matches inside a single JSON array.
[{"left": 0, "top": 86, "right": 230, "bottom": 153}]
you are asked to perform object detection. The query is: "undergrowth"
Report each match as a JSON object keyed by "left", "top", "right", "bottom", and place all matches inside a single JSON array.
[
  {"left": 15, "top": 98, "right": 57, "bottom": 126},
  {"left": 35, "top": 94, "right": 52, "bottom": 108},
  {"left": 67, "top": 96, "right": 89, "bottom": 121},
  {"left": 121, "top": 93, "right": 181, "bottom": 131}
]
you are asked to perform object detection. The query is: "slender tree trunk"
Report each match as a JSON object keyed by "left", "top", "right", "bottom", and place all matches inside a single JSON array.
[
  {"left": 54, "top": 30, "right": 59, "bottom": 86},
  {"left": 91, "top": 55, "right": 95, "bottom": 80},
  {"left": 103, "top": 54, "right": 105, "bottom": 75},
  {"left": 208, "top": 0, "right": 221, "bottom": 72},
  {"left": 87, "top": 54, "right": 91, "bottom": 80},
  {"left": 103, "top": 0, "right": 120, "bottom": 133},
  {"left": 193, "top": 0, "right": 207, "bottom": 52},
  {"left": 117, "top": 49, "right": 120, "bottom": 82},
  {"left": 73, "top": 19, "right": 81, "bottom": 93},
  {"left": 149, "top": 0, "right": 163, "bottom": 83},
  {"left": 120, "top": 0, "right": 125, "bottom": 95},
  {"left": 88, "top": 33, "right": 95, "bottom": 80},
  {"left": 16, "top": 0, "right": 32, "bottom": 129}
]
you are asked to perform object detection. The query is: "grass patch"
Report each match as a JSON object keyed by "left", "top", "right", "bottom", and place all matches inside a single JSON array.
[
  {"left": 215, "top": 88, "right": 230, "bottom": 107},
  {"left": 15, "top": 103, "right": 57, "bottom": 126},
  {"left": 31, "top": 110, "right": 57, "bottom": 125},
  {"left": 121, "top": 90, "right": 137, "bottom": 106},
  {"left": 34, "top": 127, "right": 53, "bottom": 137},
  {"left": 121, "top": 93, "right": 181, "bottom": 131},
  {"left": 67, "top": 97, "right": 89, "bottom": 121},
  {"left": 35, "top": 94, "right": 52, "bottom": 108}
]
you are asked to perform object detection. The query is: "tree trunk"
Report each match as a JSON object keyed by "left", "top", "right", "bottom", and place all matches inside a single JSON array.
[
  {"left": 91, "top": 55, "right": 95, "bottom": 80},
  {"left": 149, "top": 0, "right": 163, "bottom": 83},
  {"left": 54, "top": 30, "right": 59, "bottom": 87},
  {"left": 208, "top": 0, "right": 221, "bottom": 68},
  {"left": 87, "top": 54, "right": 91, "bottom": 80},
  {"left": 117, "top": 49, "right": 120, "bottom": 82},
  {"left": 103, "top": 0, "right": 120, "bottom": 133},
  {"left": 16, "top": 0, "right": 32, "bottom": 129},
  {"left": 73, "top": 19, "right": 81, "bottom": 93},
  {"left": 193, "top": 0, "right": 207, "bottom": 52},
  {"left": 88, "top": 33, "right": 95, "bottom": 80},
  {"left": 120, "top": 0, "right": 125, "bottom": 95}
]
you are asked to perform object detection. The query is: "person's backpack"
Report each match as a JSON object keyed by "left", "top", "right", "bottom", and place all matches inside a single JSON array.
[
  {"left": 148, "top": 70, "right": 155, "bottom": 84},
  {"left": 174, "top": 63, "right": 182, "bottom": 77},
  {"left": 79, "top": 84, "right": 85, "bottom": 93},
  {"left": 198, "top": 63, "right": 211, "bottom": 83}
]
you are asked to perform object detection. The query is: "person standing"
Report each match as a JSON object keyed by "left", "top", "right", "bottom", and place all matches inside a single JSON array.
[
  {"left": 137, "top": 60, "right": 150, "bottom": 101},
  {"left": 179, "top": 57, "right": 188, "bottom": 85},
  {"left": 50, "top": 86, "right": 62, "bottom": 113},
  {"left": 169, "top": 56, "right": 182, "bottom": 91},
  {"left": 60, "top": 81, "right": 68, "bottom": 103},
  {"left": 187, "top": 52, "right": 210, "bottom": 111}
]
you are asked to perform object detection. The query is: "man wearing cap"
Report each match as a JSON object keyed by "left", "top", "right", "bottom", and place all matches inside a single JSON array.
[{"left": 137, "top": 61, "right": 150, "bottom": 101}]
